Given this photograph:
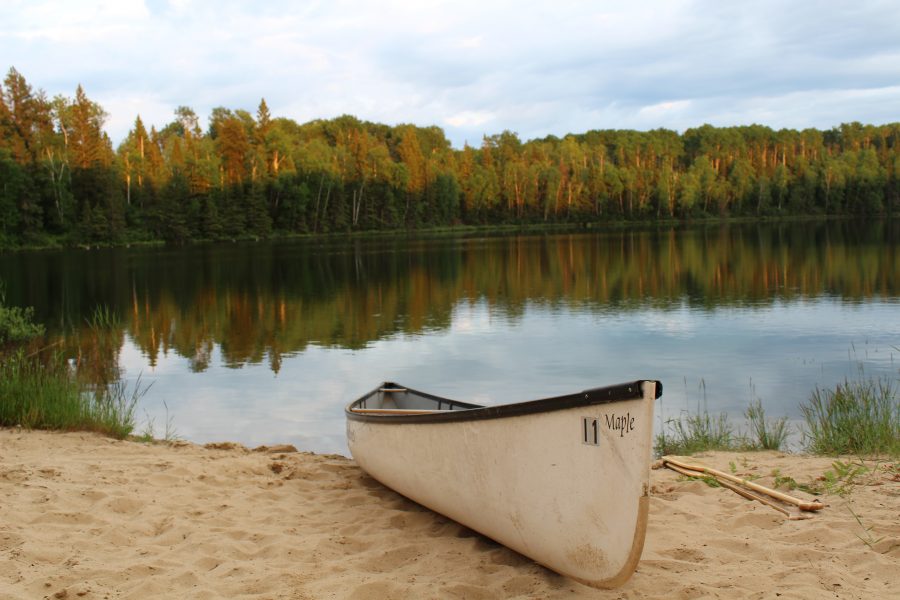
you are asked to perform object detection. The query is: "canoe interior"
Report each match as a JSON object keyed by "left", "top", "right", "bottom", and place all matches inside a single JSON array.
[
  {"left": 350, "top": 384, "right": 483, "bottom": 413},
  {"left": 347, "top": 380, "right": 662, "bottom": 422}
]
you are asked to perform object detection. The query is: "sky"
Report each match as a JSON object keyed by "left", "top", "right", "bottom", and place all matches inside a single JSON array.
[{"left": 2, "top": 0, "right": 899, "bottom": 149}]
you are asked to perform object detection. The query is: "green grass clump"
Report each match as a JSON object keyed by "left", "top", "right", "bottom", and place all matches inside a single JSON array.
[
  {"left": 654, "top": 410, "right": 735, "bottom": 456},
  {"left": 0, "top": 350, "right": 140, "bottom": 439},
  {"left": 0, "top": 291, "right": 140, "bottom": 439},
  {"left": 800, "top": 377, "right": 899, "bottom": 456},
  {"left": 744, "top": 398, "right": 790, "bottom": 451},
  {"left": 0, "top": 350, "right": 81, "bottom": 428},
  {"left": 654, "top": 382, "right": 790, "bottom": 456}
]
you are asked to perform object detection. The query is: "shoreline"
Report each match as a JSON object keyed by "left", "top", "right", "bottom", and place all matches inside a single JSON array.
[
  {"left": 1, "top": 428, "right": 897, "bottom": 599},
  {"left": 0, "top": 213, "right": 886, "bottom": 254}
]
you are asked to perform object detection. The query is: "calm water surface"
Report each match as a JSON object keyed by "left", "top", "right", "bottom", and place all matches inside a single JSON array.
[{"left": 2, "top": 221, "right": 898, "bottom": 454}]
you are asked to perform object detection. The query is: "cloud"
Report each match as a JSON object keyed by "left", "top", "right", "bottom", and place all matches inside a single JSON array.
[
  {"left": 444, "top": 110, "right": 495, "bottom": 128},
  {"left": 1, "top": 0, "right": 898, "bottom": 148}
]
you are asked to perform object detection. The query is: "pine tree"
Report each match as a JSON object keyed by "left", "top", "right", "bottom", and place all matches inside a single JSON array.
[
  {"left": 69, "top": 85, "right": 108, "bottom": 169},
  {"left": 119, "top": 115, "right": 151, "bottom": 207},
  {"left": 246, "top": 181, "right": 272, "bottom": 238},
  {"left": 159, "top": 171, "right": 191, "bottom": 242},
  {"left": 1, "top": 67, "right": 46, "bottom": 164},
  {"left": 216, "top": 116, "right": 250, "bottom": 185},
  {"left": 200, "top": 192, "right": 224, "bottom": 240}
]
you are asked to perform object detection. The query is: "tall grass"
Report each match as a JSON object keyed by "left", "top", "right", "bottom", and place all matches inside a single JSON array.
[
  {"left": 0, "top": 349, "right": 141, "bottom": 439},
  {"left": 0, "top": 294, "right": 140, "bottom": 439},
  {"left": 655, "top": 375, "right": 898, "bottom": 458},
  {"left": 654, "top": 402, "right": 791, "bottom": 457},
  {"left": 744, "top": 398, "right": 790, "bottom": 451},
  {"left": 0, "top": 349, "right": 81, "bottom": 428},
  {"left": 654, "top": 410, "right": 735, "bottom": 456},
  {"left": 800, "top": 377, "right": 899, "bottom": 456},
  {"left": 655, "top": 378, "right": 792, "bottom": 456}
]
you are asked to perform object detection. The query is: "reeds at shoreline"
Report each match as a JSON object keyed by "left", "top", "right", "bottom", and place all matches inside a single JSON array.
[
  {"left": 801, "top": 378, "right": 899, "bottom": 456},
  {"left": 0, "top": 297, "right": 140, "bottom": 439},
  {"left": 655, "top": 377, "right": 898, "bottom": 457},
  {"left": 0, "top": 349, "right": 140, "bottom": 439}
]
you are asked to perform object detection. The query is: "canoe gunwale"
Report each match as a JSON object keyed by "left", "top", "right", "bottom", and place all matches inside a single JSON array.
[{"left": 346, "top": 379, "right": 662, "bottom": 424}]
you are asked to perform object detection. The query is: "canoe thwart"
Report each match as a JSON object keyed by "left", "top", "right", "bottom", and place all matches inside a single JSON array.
[{"left": 350, "top": 408, "right": 446, "bottom": 415}]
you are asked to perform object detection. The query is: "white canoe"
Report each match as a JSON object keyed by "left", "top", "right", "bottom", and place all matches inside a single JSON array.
[{"left": 345, "top": 379, "right": 661, "bottom": 588}]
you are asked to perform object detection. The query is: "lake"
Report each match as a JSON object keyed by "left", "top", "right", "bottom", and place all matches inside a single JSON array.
[{"left": 2, "top": 219, "right": 898, "bottom": 454}]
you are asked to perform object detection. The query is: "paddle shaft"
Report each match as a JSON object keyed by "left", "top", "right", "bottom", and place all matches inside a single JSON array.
[
  {"left": 662, "top": 457, "right": 824, "bottom": 511},
  {"left": 665, "top": 462, "right": 791, "bottom": 515}
]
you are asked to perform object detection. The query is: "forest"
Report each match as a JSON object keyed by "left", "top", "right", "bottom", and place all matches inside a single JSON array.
[{"left": 1, "top": 66, "right": 899, "bottom": 248}]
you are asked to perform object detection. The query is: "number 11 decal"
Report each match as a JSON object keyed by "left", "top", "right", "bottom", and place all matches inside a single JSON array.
[{"left": 582, "top": 417, "right": 600, "bottom": 445}]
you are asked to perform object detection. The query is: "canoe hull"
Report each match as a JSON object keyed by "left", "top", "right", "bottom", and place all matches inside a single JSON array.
[{"left": 346, "top": 381, "right": 657, "bottom": 588}]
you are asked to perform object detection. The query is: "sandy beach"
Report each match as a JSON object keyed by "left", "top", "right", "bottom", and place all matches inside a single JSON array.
[{"left": 1, "top": 428, "right": 897, "bottom": 599}]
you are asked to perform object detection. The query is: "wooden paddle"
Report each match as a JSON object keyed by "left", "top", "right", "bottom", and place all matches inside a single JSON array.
[
  {"left": 663, "top": 461, "right": 812, "bottom": 520},
  {"left": 662, "top": 456, "right": 825, "bottom": 512}
]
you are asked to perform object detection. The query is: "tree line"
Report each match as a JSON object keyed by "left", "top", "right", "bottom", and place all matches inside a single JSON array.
[{"left": 1, "top": 66, "right": 899, "bottom": 247}]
